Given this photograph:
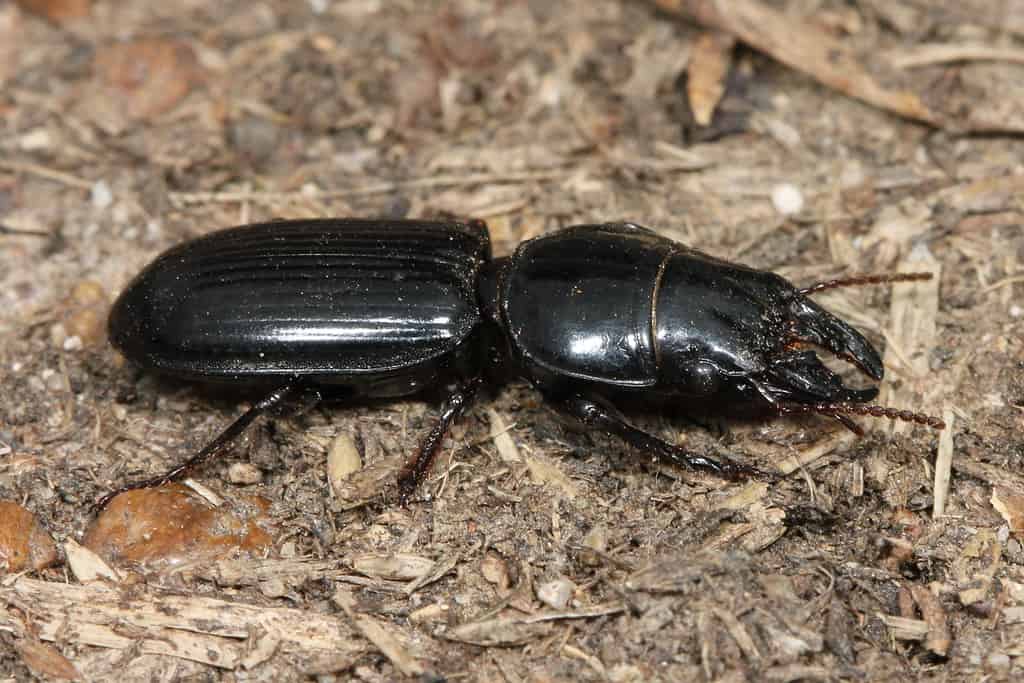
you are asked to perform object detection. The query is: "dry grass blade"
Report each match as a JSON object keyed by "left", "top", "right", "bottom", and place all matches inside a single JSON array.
[
  {"left": 933, "top": 406, "right": 955, "bottom": 518},
  {"left": 885, "top": 43, "right": 1024, "bottom": 69}
]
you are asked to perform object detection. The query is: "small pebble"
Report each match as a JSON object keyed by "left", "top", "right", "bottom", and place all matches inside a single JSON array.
[
  {"left": 91, "top": 180, "right": 113, "bottom": 209},
  {"left": 986, "top": 652, "right": 1011, "bottom": 673},
  {"left": 771, "top": 183, "right": 804, "bottom": 216}
]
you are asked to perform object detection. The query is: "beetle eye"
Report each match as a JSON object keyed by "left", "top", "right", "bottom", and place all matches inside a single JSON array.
[{"left": 684, "top": 362, "right": 720, "bottom": 396}]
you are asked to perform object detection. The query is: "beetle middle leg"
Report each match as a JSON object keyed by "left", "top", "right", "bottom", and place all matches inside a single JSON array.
[
  {"left": 397, "top": 375, "right": 485, "bottom": 504},
  {"left": 554, "top": 394, "right": 770, "bottom": 480},
  {"left": 95, "top": 382, "right": 311, "bottom": 511}
]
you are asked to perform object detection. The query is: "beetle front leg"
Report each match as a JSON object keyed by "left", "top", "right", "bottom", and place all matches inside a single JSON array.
[
  {"left": 555, "top": 394, "right": 772, "bottom": 481},
  {"left": 397, "top": 375, "right": 485, "bottom": 504},
  {"left": 95, "top": 382, "right": 309, "bottom": 511}
]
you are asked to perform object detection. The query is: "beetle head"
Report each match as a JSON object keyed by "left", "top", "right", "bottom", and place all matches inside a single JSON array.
[{"left": 654, "top": 251, "right": 882, "bottom": 408}]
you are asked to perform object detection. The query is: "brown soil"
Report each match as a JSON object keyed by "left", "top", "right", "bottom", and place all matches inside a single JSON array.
[{"left": 1, "top": 1, "right": 1023, "bottom": 680}]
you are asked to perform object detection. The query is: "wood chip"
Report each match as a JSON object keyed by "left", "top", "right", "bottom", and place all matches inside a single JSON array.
[
  {"left": 910, "top": 584, "right": 951, "bottom": 656},
  {"left": 0, "top": 577, "right": 365, "bottom": 669},
  {"left": 334, "top": 588, "right": 424, "bottom": 677},
  {"left": 880, "top": 614, "right": 929, "bottom": 641},
  {"left": 63, "top": 539, "right": 121, "bottom": 584}
]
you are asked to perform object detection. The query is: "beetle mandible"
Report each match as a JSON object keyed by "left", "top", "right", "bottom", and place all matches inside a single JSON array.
[{"left": 100, "top": 219, "right": 943, "bottom": 507}]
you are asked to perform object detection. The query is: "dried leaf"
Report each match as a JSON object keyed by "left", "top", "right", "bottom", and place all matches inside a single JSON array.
[
  {"left": 0, "top": 501, "right": 58, "bottom": 573},
  {"left": 15, "top": 638, "right": 80, "bottom": 680},
  {"left": 15, "top": 0, "right": 90, "bottom": 22},
  {"left": 83, "top": 485, "right": 274, "bottom": 569},
  {"left": 92, "top": 38, "right": 204, "bottom": 124}
]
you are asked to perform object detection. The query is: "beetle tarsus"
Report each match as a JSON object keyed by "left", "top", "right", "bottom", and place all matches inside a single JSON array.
[
  {"left": 93, "top": 383, "right": 302, "bottom": 513},
  {"left": 397, "top": 376, "right": 485, "bottom": 505}
]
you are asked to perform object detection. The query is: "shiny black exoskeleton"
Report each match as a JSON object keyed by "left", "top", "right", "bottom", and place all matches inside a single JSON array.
[{"left": 104, "top": 218, "right": 942, "bottom": 506}]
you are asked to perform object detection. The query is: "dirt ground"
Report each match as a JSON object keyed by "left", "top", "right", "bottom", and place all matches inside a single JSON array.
[{"left": 2, "top": 0, "right": 1024, "bottom": 680}]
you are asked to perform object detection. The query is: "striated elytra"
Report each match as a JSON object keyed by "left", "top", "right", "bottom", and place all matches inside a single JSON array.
[{"left": 102, "top": 218, "right": 943, "bottom": 507}]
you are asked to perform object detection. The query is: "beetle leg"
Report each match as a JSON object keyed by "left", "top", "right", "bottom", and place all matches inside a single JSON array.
[
  {"left": 556, "top": 395, "right": 771, "bottom": 481},
  {"left": 94, "top": 382, "right": 303, "bottom": 511},
  {"left": 397, "top": 375, "right": 485, "bottom": 504}
]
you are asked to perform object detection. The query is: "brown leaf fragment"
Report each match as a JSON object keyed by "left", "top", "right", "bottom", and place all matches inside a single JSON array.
[
  {"left": 0, "top": 501, "right": 58, "bottom": 573},
  {"left": 83, "top": 484, "right": 274, "bottom": 569},
  {"left": 910, "top": 584, "right": 951, "bottom": 657},
  {"left": 14, "top": 0, "right": 90, "bottom": 22},
  {"left": 15, "top": 637, "right": 81, "bottom": 680},
  {"left": 687, "top": 30, "right": 736, "bottom": 126},
  {"left": 92, "top": 38, "right": 204, "bottom": 123}
]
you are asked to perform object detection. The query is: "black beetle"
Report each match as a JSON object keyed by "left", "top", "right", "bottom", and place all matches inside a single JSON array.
[{"left": 101, "top": 218, "right": 942, "bottom": 506}]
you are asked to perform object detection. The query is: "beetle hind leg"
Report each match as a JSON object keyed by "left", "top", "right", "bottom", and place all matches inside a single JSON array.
[
  {"left": 95, "top": 382, "right": 306, "bottom": 512},
  {"left": 555, "top": 394, "right": 772, "bottom": 481}
]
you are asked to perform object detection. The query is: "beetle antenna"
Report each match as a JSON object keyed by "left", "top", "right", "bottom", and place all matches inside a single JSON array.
[
  {"left": 778, "top": 401, "right": 946, "bottom": 431},
  {"left": 799, "top": 272, "right": 933, "bottom": 296}
]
